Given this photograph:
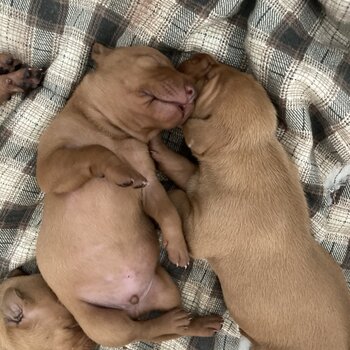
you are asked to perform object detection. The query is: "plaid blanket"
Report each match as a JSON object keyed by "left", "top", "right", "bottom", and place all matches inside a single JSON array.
[{"left": 0, "top": 0, "right": 349, "bottom": 349}]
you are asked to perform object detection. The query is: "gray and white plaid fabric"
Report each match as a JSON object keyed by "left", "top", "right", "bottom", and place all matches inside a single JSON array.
[{"left": 0, "top": 0, "right": 349, "bottom": 349}]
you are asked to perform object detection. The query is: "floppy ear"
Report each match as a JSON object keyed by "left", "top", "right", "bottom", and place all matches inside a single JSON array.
[
  {"left": 1, "top": 288, "right": 26, "bottom": 328},
  {"left": 91, "top": 43, "right": 112, "bottom": 64}
]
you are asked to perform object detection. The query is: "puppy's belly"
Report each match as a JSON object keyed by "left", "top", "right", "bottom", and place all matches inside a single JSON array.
[
  {"left": 39, "top": 178, "right": 160, "bottom": 318},
  {"left": 79, "top": 271, "right": 155, "bottom": 317}
]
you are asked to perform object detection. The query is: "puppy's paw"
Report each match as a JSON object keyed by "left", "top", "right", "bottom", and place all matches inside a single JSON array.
[
  {"left": 158, "top": 308, "right": 191, "bottom": 334},
  {"left": 185, "top": 315, "right": 224, "bottom": 337},
  {"left": 0, "top": 67, "right": 44, "bottom": 103},
  {"left": 104, "top": 163, "right": 148, "bottom": 189},
  {"left": 0, "top": 53, "right": 22, "bottom": 74},
  {"left": 149, "top": 135, "right": 166, "bottom": 161},
  {"left": 164, "top": 236, "right": 190, "bottom": 268},
  {"left": 15, "top": 67, "right": 45, "bottom": 92}
]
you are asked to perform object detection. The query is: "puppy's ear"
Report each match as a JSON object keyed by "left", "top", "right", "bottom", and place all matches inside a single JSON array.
[
  {"left": 91, "top": 43, "right": 112, "bottom": 64},
  {"left": 1, "top": 288, "right": 27, "bottom": 328}
]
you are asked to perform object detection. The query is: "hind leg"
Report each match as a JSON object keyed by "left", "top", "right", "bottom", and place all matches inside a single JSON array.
[
  {"left": 141, "top": 265, "right": 223, "bottom": 341},
  {"left": 141, "top": 265, "right": 182, "bottom": 312}
]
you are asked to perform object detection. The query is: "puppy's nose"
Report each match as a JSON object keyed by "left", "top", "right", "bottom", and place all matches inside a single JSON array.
[{"left": 184, "top": 83, "right": 196, "bottom": 102}]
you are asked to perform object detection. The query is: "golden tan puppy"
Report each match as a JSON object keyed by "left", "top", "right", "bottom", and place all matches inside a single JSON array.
[
  {"left": 150, "top": 54, "right": 350, "bottom": 350},
  {"left": 36, "top": 45, "right": 222, "bottom": 347},
  {"left": 0, "top": 271, "right": 95, "bottom": 350}
]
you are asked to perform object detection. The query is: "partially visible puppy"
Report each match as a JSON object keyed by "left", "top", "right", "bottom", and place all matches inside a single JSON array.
[
  {"left": 0, "top": 53, "right": 44, "bottom": 104},
  {"left": 0, "top": 270, "right": 95, "bottom": 350},
  {"left": 150, "top": 54, "right": 350, "bottom": 350}
]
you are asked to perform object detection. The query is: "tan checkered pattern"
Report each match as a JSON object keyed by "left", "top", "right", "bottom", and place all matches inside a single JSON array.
[{"left": 0, "top": 0, "right": 349, "bottom": 349}]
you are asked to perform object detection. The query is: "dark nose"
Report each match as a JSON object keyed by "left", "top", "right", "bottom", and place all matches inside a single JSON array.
[{"left": 184, "top": 83, "right": 196, "bottom": 102}]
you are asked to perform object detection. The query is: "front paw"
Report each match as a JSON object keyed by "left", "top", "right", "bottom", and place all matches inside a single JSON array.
[
  {"left": 149, "top": 134, "right": 167, "bottom": 163},
  {"left": 164, "top": 236, "right": 190, "bottom": 268},
  {"left": 103, "top": 163, "right": 148, "bottom": 189}
]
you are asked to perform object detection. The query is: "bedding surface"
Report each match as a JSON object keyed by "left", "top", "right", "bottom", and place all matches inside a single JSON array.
[{"left": 0, "top": 0, "right": 349, "bottom": 349}]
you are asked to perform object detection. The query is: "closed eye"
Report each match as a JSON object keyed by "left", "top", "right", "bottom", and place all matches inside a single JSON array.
[{"left": 138, "top": 90, "right": 156, "bottom": 106}]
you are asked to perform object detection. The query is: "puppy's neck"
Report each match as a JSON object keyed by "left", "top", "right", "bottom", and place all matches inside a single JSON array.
[{"left": 81, "top": 105, "right": 129, "bottom": 141}]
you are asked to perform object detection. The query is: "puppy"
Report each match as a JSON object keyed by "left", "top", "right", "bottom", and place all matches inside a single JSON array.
[
  {"left": 150, "top": 53, "right": 350, "bottom": 350},
  {"left": 36, "top": 44, "right": 222, "bottom": 347},
  {"left": 0, "top": 270, "right": 95, "bottom": 350},
  {"left": 0, "top": 53, "right": 43, "bottom": 104}
]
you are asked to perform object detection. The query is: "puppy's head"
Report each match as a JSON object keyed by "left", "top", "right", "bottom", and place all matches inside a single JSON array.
[
  {"left": 0, "top": 272, "right": 95, "bottom": 350},
  {"left": 90, "top": 43, "right": 196, "bottom": 141},
  {"left": 178, "top": 54, "right": 277, "bottom": 157}
]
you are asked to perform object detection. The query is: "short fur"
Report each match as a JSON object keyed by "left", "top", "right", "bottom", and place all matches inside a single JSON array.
[
  {"left": 0, "top": 271, "right": 95, "bottom": 350},
  {"left": 36, "top": 45, "right": 222, "bottom": 347},
  {"left": 150, "top": 53, "right": 350, "bottom": 350}
]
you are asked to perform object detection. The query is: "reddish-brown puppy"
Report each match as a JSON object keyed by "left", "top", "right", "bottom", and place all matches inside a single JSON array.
[
  {"left": 150, "top": 53, "right": 350, "bottom": 350},
  {"left": 0, "top": 53, "right": 43, "bottom": 104},
  {"left": 36, "top": 44, "right": 222, "bottom": 347},
  {"left": 0, "top": 271, "right": 95, "bottom": 350}
]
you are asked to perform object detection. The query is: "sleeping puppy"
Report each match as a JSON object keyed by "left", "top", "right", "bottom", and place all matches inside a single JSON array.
[
  {"left": 150, "top": 53, "right": 350, "bottom": 350},
  {"left": 0, "top": 270, "right": 95, "bottom": 350},
  {"left": 36, "top": 44, "right": 222, "bottom": 347},
  {"left": 0, "top": 53, "right": 44, "bottom": 104}
]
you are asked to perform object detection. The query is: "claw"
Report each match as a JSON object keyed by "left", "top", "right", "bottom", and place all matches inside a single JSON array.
[
  {"left": 120, "top": 179, "right": 134, "bottom": 187},
  {"left": 134, "top": 181, "right": 147, "bottom": 189}
]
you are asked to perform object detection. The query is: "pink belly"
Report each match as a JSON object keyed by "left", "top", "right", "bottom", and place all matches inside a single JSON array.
[{"left": 77, "top": 266, "right": 156, "bottom": 318}]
